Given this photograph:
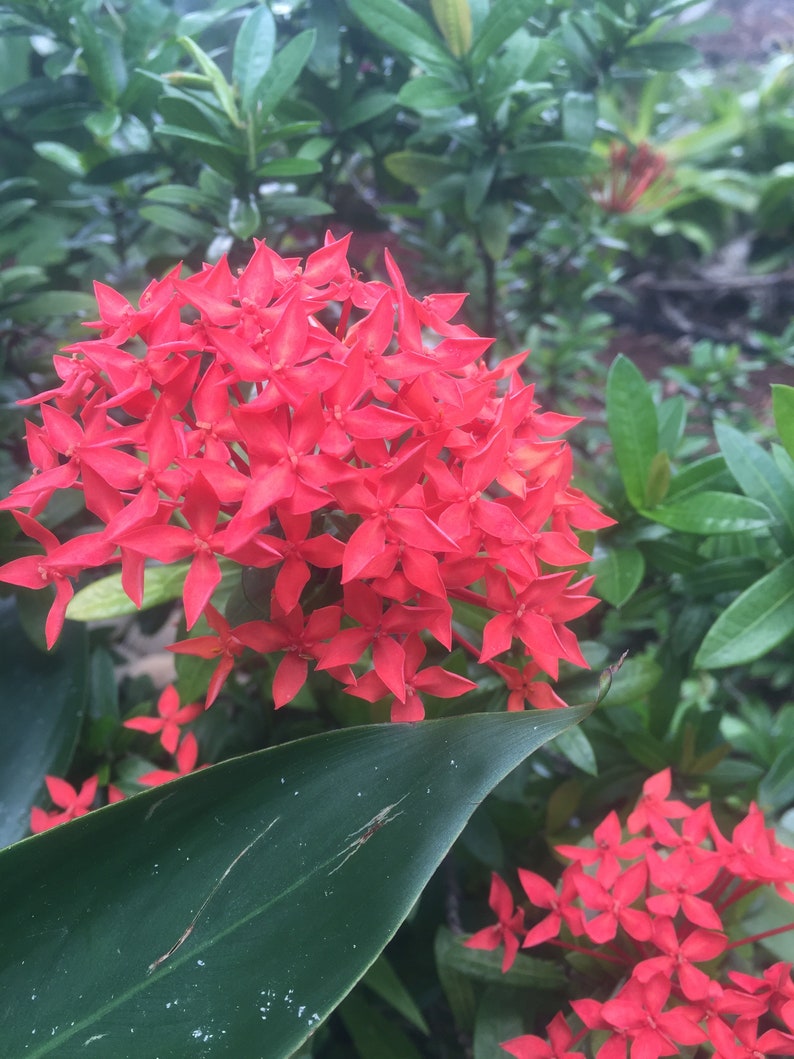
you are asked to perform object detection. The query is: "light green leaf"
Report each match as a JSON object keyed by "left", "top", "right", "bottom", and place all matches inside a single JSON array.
[
  {"left": 0, "top": 706, "right": 590, "bottom": 1056},
  {"left": 606, "top": 355, "right": 658, "bottom": 510},
  {"left": 139, "top": 204, "right": 214, "bottom": 240},
  {"left": 228, "top": 194, "right": 260, "bottom": 239},
  {"left": 33, "top": 141, "right": 85, "bottom": 175},
  {"left": 67, "top": 562, "right": 191, "bottom": 621},
  {"left": 233, "top": 6, "right": 276, "bottom": 114},
  {"left": 591, "top": 545, "right": 645, "bottom": 607},
  {"left": 641, "top": 492, "right": 772, "bottom": 535},
  {"left": 772, "top": 385, "right": 794, "bottom": 462},
  {"left": 336, "top": 90, "right": 398, "bottom": 131},
  {"left": 695, "top": 555, "right": 794, "bottom": 668},
  {"left": 715, "top": 421, "right": 794, "bottom": 551},
  {"left": 0, "top": 598, "right": 87, "bottom": 848},
  {"left": 178, "top": 36, "right": 241, "bottom": 127},
  {"left": 562, "top": 91, "right": 597, "bottom": 144}
]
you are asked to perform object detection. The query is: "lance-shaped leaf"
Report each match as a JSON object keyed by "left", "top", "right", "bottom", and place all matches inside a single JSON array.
[
  {"left": 606, "top": 356, "right": 658, "bottom": 510},
  {"left": 695, "top": 555, "right": 794, "bottom": 668},
  {"left": 0, "top": 705, "right": 591, "bottom": 1057}
]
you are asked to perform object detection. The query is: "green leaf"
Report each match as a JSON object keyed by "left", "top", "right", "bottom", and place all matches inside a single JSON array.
[
  {"left": 178, "top": 36, "right": 241, "bottom": 127},
  {"left": 478, "top": 200, "right": 512, "bottom": 261},
  {"left": 468, "top": 0, "right": 537, "bottom": 69},
  {"left": 33, "top": 141, "right": 85, "bottom": 175},
  {"left": 384, "top": 150, "right": 456, "bottom": 188},
  {"left": 67, "top": 562, "right": 191, "bottom": 621},
  {"left": 251, "top": 29, "right": 317, "bottom": 119},
  {"left": 0, "top": 706, "right": 590, "bottom": 1056},
  {"left": 715, "top": 422, "right": 794, "bottom": 552},
  {"left": 759, "top": 744, "right": 794, "bottom": 813},
  {"left": 772, "top": 385, "right": 794, "bottom": 462},
  {"left": 143, "top": 184, "right": 217, "bottom": 209},
  {"left": 641, "top": 492, "right": 772, "bottom": 535},
  {"left": 657, "top": 394, "right": 686, "bottom": 455},
  {"left": 338, "top": 992, "right": 423, "bottom": 1059},
  {"left": 397, "top": 76, "right": 469, "bottom": 111},
  {"left": 153, "top": 122, "right": 240, "bottom": 152},
  {"left": 666, "top": 454, "right": 730, "bottom": 500},
  {"left": 644, "top": 451, "right": 671, "bottom": 508},
  {"left": 74, "top": 16, "right": 127, "bottom": 103},
  {"left": 336, "top": 90, "right": 398, "bottom": 131},
  {"left": 550, "top": 725, "right": 597, "bottom": 776},
  {"left": 257, "top": 157, "right": 322, "bottom": 177},
  {"left": 0, "top": 598, "right": 87, "bottom": 848},
  {"left": 84, "top": 153, "right": 161, "bottom": 185},
  {"left": 139, "top": 204, "right": 215, "bottom": 240},
  {"left": 438, "top": 926, "right": 566, "bottom": 990},
  {"left": 347, "top": 0, "right": 454, "bottom": 71},
  {"left": 233, "top": 6, "right": 276, "bottom": 114},
  {"left": 695, "top": 555, "right": 794, "bottom": 668},
  {"left": 591, "top": 545, "right": 645, "bottom": 607},
  {"left": 228, "top": 194, "right": 260, "bottom": 239},
  {"left": 361, "top": 955, "right": 429, "bottom": 1034},
  {"left": 562, "top": 91, "right": 597, "bottom": 145},
  {"left": 623, "top": 42, "right": 701, "bottom": 71},
  {"left": 606, "top": 355, "right": 658, "bottom": 510},
  {"left": 504, "top": 142, "right": 605, "bottom": 177}
]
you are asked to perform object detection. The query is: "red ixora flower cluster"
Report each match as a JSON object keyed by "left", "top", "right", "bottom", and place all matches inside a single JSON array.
[
  {"left": 0, "top": 234, "right": 611, "bottom": 721},
  {"left": 467, "top": 769, "right": 794, "bottom": 1059},
  {"left": 590, "top": 142, "right": 674, "bottom": 214},
  {"left": 30, "top": 684, "right": 204, "bottom": 832}
]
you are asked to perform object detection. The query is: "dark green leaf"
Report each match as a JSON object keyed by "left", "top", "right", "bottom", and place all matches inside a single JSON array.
[
  {"left": 695, "top": 555, "right": 794, "bottom": 668},
  {"left": 468, "top": 0, "right": 537, "bottom": 69},
  {"left": 336, "top": 90, "right": 398, "bottom": 131},
  {"left": 438, "top": 926, "right": 566, "bottom": 989},
  {"left": 385, "top": 150, "right": 456, "bottom": 188},
  {"left": 338, "top": 992, "right": 424, "bottom": 1059},
  {"left": 504, "top": 142, "right": 605, "bottom": 177},
  {"left": 606, "top": 355, "right": 658, "bottom": 510},
  {"left": 84, "top": 153, "right": 162, "bottom": 185},
  {"left": 397, "top": 76, "right": 469, "bottom": 111},
  {"left": 347, "top": 0, "right": 454, "bottom": 71},
  {"left": 641, "top": 492, "right": 772, "bottom": 535},
  {"left": 550, "top": 725, "right": 597, "bottom": 775},
  {"left": 233, "top": 6, "right": 276, "bottom": 114},
  {"left": 139, "top": 204, "right": 214, "bottom": 240},
  {"left": 251, "top": 29, "right": 317, "bottom": 119},
  {"left": 256, "top": 157, "right": 322, "bottom": 177},
  {"left": 759, "top": 744, "right": 794, "bottom": 813},
  {"left": 0, "top": 598, "right": 87, "bottom": 848},
  {"left": 75, "top": 16, "right": 127, "bottom": 103},
  {"left": 623, "top": 42, "right": 701, "bottom": 71},
  {"left": 0, "top": 706, "right": 590, "bottom": 1056},
  {"left": 361, "top": 955, "right": 429, "bottom": 1034}
]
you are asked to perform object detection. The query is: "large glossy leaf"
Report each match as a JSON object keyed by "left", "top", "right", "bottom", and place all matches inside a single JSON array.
[
  {"left": 715, "top": 422, "right": 794, "bottom": 552},
  {"left": 233, "top": 6, "right": 276, "bottom": 114},
  {"left": 606, "top": 356, "right": 658, "bottom": 510},
  {"left": 0, "top": 705, "right": 590, "bottom": 1057},
  {"left": 468, "top": 0, "right": 537, "bottom": 69},
  {"left": 0, "top": 598, "right": 87, "bottom": 848},
  {"left": 695, "top": 555, "right": 794, "bottom": 668},
  {"left": 772, "top": 385, "right": 794, "bottom": 461},
  {"left": 591, "top": 545, "right": 644, "bottom": 608}
]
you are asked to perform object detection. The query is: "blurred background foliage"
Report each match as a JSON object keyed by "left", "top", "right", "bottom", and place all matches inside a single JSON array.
[{"left": 1, "top": 0, "right": 794, "bottom": 1054}]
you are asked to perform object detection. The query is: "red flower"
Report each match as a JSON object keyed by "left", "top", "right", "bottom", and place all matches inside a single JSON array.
[
  {"left": 30, "top": 775, "right": 99, "bottom": 832},
  {"left": 123, "top": 684, "right": 203, "bottom": 754},
  {"left": 573, "top": 860, "right": 653, "bottom": 944},
  {"left": 519, "top": 865, "right": 584, "bottom": 947},
  {"left": 465, "top": 872, "right": 525, "bottom": 972},
  {"left": 600, "top": 974, "right": 706, "bottom": 1057},
  {"left": 627, "top": 768, "right": 691, "bottom": 842},
  {"left": 139, "top": 732, "right": 200, "bottom": 786},
  {"left": 502, "top": 1012, "right": 585, "bottom": 1059}
]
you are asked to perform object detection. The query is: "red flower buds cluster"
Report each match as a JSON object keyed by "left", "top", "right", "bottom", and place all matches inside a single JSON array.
[
  {"left": 467, "top": 769, "right": 794, "bottom": 1059},
  {"left": 590, "top": 142, "right": 674, "bottom": 214},
  {"left": 0, "top": 235, "right": 610, "bottom": 720}
]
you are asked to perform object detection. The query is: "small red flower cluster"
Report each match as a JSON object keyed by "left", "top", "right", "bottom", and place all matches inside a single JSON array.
[
  {"left": 0, "top": 235, "right": 610, "bottom": 720},
  {"left": 466, "top": 769, "right": 794, "bottom": 1059},
  {"left": 30, "top": 684, "right": 204, "bottom": 832},
  {"left": 590, "top": 142, "right": 673, "bottom": 214}
]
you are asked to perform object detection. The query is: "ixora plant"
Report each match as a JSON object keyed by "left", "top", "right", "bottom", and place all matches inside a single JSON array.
[
  {"left": 469, "top": 769, "right": 794, "bottom": 1059},
  {"left": 0, "top": 234, "right": 613, "bottom": 1054}
]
